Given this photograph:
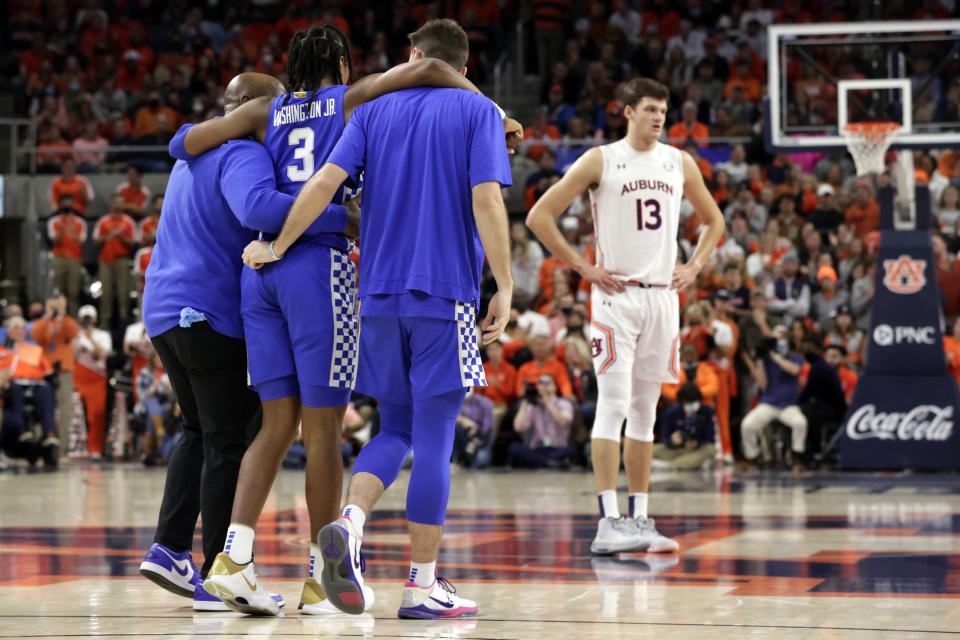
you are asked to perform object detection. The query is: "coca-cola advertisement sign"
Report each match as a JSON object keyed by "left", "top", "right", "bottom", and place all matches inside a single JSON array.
[{"left": 846, "top": 404, "right": 954, "bottom": 441}]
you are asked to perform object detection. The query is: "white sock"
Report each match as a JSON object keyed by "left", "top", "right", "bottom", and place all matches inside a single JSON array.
[
  {"left": 598, "top": 490, "right": 620, "bottom": 519},
  {"left": 342, "top": 504, "right": 366, "bottom": 537},
  {"left": 224, "top": 523, "right": 254, "bottom": 565},
  {"left": 629, "top": 493, "right": 649, "bottom": 519},
  {"left": 308, "top": 543, "right": 320, "bottom": 579},
  {"left": 409, "top": 560, "right": 436, "bottom": 588}
]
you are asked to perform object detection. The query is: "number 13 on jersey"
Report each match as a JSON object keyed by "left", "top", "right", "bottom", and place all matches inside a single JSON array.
[{"left": 636, "top": 198, "right": 662, "bottom": 231}]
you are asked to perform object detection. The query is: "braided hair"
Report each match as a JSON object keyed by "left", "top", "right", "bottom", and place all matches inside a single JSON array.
[{"left": 285, "top": 24, "right": 354, "bottom": 104}]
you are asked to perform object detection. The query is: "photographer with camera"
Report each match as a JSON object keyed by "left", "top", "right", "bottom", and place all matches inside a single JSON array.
[
  {"left": 652, "top": 383, "right": 717, "bottom": 471},
  {"left": 741, "top": 324, "right": 807, "bottom": 468},
  {"left": 509, "top": 373, "right": 575, "bottom": 468},
  {"left": 46, "top": 195, "right": 88, "bottom": 316}
]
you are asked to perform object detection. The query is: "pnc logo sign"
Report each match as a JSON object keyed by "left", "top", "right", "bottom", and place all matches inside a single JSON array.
[
  {"left": 882, "top": 255, "right": 926, "bottom": 294},
  {"left": 872, "top": 324, "right": 936, "bottom": 346}
]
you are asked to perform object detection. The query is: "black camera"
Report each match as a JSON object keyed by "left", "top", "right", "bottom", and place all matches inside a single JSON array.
[
  {"left": 523, "top": 382, "right": 540, "bottom": 404},
  {"left": 754, "top": 336, "right": 778, "bottom": 361}
]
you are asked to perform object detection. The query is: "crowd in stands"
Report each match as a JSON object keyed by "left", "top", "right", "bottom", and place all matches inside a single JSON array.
[
  {"left": 8, "top": 0, "right": 508, "bottom": 172},
  {"left": 5, "top": 1, "right": 960, "bottom": 472}
]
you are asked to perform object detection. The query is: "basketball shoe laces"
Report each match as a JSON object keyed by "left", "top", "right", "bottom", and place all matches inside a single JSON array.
[
  {"left": 612, "top": 517, "right": 637, "bottom": 534},
  {"left": 633, "top": 516, "right": 658, "bottom": 534},
  {"left": 435, "top": 576, "right": 458, "bottom": 596}
]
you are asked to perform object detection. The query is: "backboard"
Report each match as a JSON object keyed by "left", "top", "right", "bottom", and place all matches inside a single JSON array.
[{"left": 765, "top": 20, "right": 960, "bottom": 153}]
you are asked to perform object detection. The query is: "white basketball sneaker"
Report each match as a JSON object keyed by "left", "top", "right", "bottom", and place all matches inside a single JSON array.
[
  {"left": 397, "top": 576, "right": 477, "bottom": 619},
  {"left": 317, "top": 517, "right": 369, "bottom": 614},
  {"left": 590, "top": 516, "right": 645, "bottom": 555},
  {"left": 625, "top": 516, "right": 679, "bottom": 553},
  {"left": 203, "top": 553, "right": 280, "bottom": 615}
]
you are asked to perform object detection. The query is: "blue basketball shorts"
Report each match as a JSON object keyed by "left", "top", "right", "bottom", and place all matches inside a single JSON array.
[
  {"left": 355, "top": 303, "right": 486, "bottom": 404},
  {"left": 241, "top": 241, "right": 358, "bottom": 407}
]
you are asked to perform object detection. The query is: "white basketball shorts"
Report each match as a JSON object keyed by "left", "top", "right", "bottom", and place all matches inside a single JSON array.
[{"left": 589, "top": 285, "right": 681, "bottom": 383}]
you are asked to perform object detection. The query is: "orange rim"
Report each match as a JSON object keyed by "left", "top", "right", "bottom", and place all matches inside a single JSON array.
[{"left": 843, "top": 122, "right": 901, "bottom": 144}]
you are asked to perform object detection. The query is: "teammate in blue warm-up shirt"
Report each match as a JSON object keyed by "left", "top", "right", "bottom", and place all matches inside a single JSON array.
[
  {"left": 242, "top": 20, "right": 513, "bottom": 619},
  {"left": 138, "top": 73, "right": 345, "bottom": 610},
  {"left": 163, "top": 25, "right": 485, "bottom": 616}
]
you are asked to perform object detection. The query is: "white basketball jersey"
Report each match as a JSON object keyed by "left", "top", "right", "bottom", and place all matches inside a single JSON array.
[{"left": 589, "top": 140, "right": 684, "bottom": 285}]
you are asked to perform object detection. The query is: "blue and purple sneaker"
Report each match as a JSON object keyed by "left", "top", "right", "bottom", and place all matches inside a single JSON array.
[
  {"left": 317, "top": 517, "right": 369, "bottom": 615},
  {"left": 139, "top": 543, "right": 199, "bottom": 598},
  {"left": 397, "top": 575, "right": 477, "bottom": 619}
]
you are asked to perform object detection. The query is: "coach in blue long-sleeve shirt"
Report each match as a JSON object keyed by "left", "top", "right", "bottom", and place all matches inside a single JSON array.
[{"left": 139, "top": 72, "right": 348, "bottom": 587}]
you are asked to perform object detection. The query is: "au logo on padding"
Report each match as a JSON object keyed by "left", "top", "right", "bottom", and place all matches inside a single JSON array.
[{"left": 882, "top": 255, "right": 926, "bottom": 294}]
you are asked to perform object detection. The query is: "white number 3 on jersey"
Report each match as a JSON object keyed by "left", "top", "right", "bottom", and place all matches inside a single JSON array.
[{"left": 286, "top": 127, "right": 315, "bottom": 182}]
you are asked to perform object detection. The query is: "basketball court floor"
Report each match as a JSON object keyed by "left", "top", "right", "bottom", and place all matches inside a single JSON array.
[{"left": 1, "top": 466, "right": 959, "bottom": 639}]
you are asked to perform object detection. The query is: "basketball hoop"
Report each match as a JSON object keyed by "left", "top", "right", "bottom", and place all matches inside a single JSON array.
[{"left": 842, "top": 122, "right": 901, "bottom": 176}]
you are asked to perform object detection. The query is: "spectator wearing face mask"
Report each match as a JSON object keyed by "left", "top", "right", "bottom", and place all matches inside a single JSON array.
[
  {"left": 662, "top": 343, "right": 719, "bottom": 407},
  {"left": 652, "top": 383, "right": 717, "bottom": 471}
]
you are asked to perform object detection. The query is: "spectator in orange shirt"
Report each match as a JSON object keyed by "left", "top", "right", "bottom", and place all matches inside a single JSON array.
[
  {"left": 683, "top": 139, "right": 713, "bottom": 181},
  {"left": 539, "top": 252, "right": 572, "bottom": 304},
  {"left": 523, "top": 108, "right": 561, "bottom": 162},
  {"left": 116, "top": 165, "right": 151, "bottom": 218},
  {"left": 72, "top": 305, "right": 113, "bottom": 459},
  {"left": 943, "top": 317, "right": 960, "bottom": 382},
  {"left": 47, "top": 194, "right": 88, "bottom": 315},
  {"left": 138, "top": 194, "right": 163, "bottom": 246},
  {"left": 662, "top": 343, "right": 720, "bottom": 407},
  {"left": 94, "top": 194, "right": 137, "bottom": 327},
  {"left": 30, "top": 294, "right": 79, "bottom": 436},
  {"left": 116, "top": 49, "right": 146, "bottom": 93},
  {"left": 668, "top": 100, "right": 710, "bottom": 147},
  {"left": 478, "top": 340, "right": 517, "bottom": 430},
  {"left": 845, "top": 180, "right": 881, "bottom": 237},
  {"left": 19, "top": 35, "right": 53, "bottom": 75},
  {"left": 724, "top": 59, "right": 762, "bottom": 102},
  {"left": 516, "top": 333, "right": 575, "bottom": 401},
  {"left": 37, "top": 124, "right": 72, "bottom": 173},
  {"left": 133, "top": 92, "right": 181, "bottom": 141},
  {"left": 0, "top": 315, "right": 59, "bottom": 450},
  {"left": 49, "top": 157, "right": 94, "bottom": 216}
]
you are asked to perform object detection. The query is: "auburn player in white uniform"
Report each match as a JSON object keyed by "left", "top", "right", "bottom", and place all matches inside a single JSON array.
[{"left": 527, "top": 78, "right": 724, "bottom": 554}]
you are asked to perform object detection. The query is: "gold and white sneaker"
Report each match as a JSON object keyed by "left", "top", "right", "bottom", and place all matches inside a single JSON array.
[
  {"left": 299, "top": 576, "right": 375, "bottom": 614},
  {"left": 203, "top": 553, "right": 280, "bottom": 615}
]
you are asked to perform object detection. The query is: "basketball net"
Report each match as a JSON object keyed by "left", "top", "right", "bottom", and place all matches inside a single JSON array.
[{"left": 842, "top": 122, "right": 915, "bottom": 228}]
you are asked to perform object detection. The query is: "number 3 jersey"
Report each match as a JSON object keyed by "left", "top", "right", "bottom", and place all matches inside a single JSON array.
[
  {"left": 263, "top": 86, "right": 352, "bottom": 251},
  {"left": 588, "top": 140, "right": 684, "bottom": 286}
]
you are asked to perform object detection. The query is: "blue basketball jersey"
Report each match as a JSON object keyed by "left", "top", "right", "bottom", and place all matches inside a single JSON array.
[{"left": 263, "top": 86, "right": 352, "bottom": 250}]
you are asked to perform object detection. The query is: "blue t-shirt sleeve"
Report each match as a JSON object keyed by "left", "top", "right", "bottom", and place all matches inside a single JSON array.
[
  {"left": 327, "top": 106, "right": 366, "bottom": 183},
  {"left": 169, "top": 124, "right": 195, "bottom": 160},
  {"left": 218, "top": 142, "right": 295, "bottom": 232},
  {"left": 468, "top": 99, "right": 513, "bottom": 189}
]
